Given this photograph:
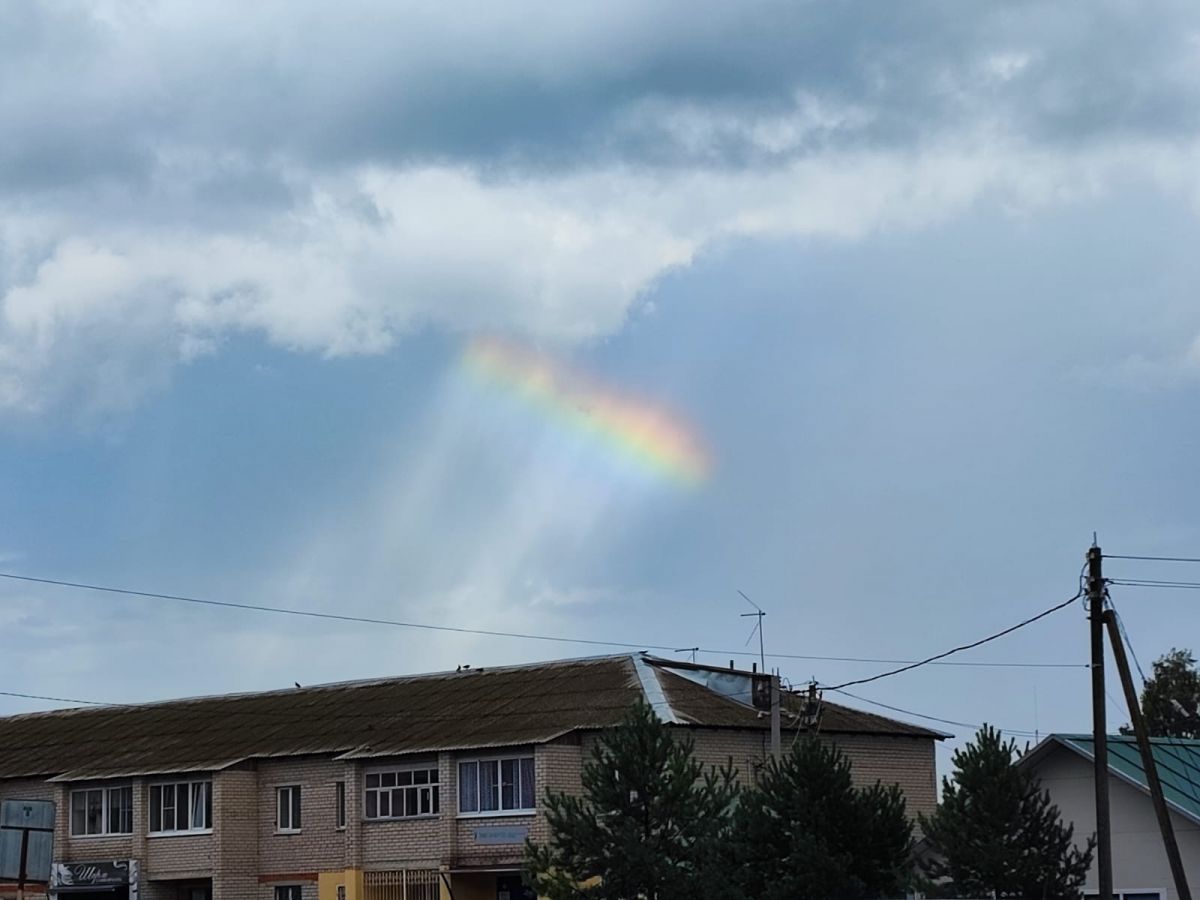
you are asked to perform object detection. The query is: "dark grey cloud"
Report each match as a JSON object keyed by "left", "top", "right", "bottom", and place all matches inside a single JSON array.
[
  {"left": 3, "top": 0, "right": 1199, "bottom": 420},
  {"left": 1, "top": 0, "right": 1197, "bottom": 198}
]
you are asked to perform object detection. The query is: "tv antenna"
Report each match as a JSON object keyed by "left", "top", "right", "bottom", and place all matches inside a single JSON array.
[
  {"left": 674, "top": 646, "right": 699, "bottom": 663},
  {"left": 738, "top": 589, "right": 766, "bottom": 673}
]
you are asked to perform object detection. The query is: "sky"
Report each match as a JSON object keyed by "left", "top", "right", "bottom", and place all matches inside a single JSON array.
[{"left": 3, "top": 0, "right": 1200, "bottom": 779}]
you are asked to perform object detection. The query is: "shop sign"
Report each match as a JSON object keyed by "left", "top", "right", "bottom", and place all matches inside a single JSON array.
[{"left": 51, "top": 860, "right": 139, "bottom": 898}]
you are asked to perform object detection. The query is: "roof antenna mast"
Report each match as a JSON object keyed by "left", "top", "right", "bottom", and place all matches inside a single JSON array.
[{"left": 738, "top": 589, "right": 767, "bottom": 674}]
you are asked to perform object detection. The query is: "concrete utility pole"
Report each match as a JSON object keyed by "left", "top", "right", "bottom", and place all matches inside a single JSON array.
[
  {"left": 1088, "top": 544, "right": 1113, "bottom": 900},
  {"left": 1104, "top": 609, "right": 1192, "bottom": 900},
  {"left": 770, "top": 672, "right": 781, "bottom": 760}
]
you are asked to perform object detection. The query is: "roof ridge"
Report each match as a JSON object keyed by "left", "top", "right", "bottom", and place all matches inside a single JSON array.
[{"left": 630, "top": 653, "right": 682, "bottom": 724}]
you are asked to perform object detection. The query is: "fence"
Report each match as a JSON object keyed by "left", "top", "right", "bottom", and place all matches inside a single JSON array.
[{"left": 362, "top": 869, "right": 441, "bottom": 900}]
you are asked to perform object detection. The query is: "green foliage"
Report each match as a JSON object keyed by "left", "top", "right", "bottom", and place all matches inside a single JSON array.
[
  {"left": 918, "top": 725, "right": 1094, "bottom": 899},
  {"left": 524, "top": 700, "right": 738, "bottom": 900},
  {"left": 728, "top": 737, "right": 913, "bottom": 900},
  {"left": 1122, "top": 648, "right": 1200, "bottom": 739}
]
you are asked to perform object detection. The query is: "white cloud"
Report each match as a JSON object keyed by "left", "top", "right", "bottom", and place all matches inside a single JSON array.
[{"left": 1, "top": 135, "right": 1199, "bottom": 417}]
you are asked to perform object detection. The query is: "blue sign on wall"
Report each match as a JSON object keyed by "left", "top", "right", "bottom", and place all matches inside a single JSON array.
[{"left": 473, "top": 825, "right": 531, "bottom": 845}]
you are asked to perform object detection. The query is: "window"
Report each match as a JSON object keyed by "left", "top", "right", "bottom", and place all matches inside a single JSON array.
[
  {"left": 70, "top": 786, "right": 133, "bottom": 836},
  {"left": 336, "top": 887, "right": 345, "bottom": 900},
  {"left": 335, "top": 782, "right": 346, "bottom": 830},
  {"left": 149, "top": 780, "right": 212, "bottom": 834},
  {"left": 458, "top": 756, "right": 535, "bottom": 814},
  {"left": 1085, "top": 893, "right": 1163, "bottom": 900},
  {"left": 274, "top": 887, "right": 302, "bottom": 900},
  {"left": 277, "top": 785, "right": 301, "bottom": 832},
  {"left": 363, "top": 766, "right": 439, "bottom": 819}
]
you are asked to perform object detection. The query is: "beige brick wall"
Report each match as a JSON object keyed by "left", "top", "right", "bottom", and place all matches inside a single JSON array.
[
  {"left": 140, "top": 774, "right": 215, "bottom": 882},
  {"left": 0, "top": 723, "right": 938, "bottom": 893},
  {"left": 583, "top": 726, "right": 938, "bottom": 821},
  {"left": 823, "top": 733, "right": 938, "bottom": 819},
  {"left": 0, "top": 777, "right": 55, "bottom": 804},
  {"left": 359, "top": 753, "right": 442, "bottom": 870},
  {"left": 145, "top": 831, "right": 213, "bottom": 881},
  {"left": 215, "top": 765, "right": 260, "bottom": 900},
  {"left": 256, "top": 758, "right": 345, "bottom": 874}
]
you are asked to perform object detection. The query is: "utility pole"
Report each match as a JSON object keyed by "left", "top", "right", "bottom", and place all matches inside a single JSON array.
[
  {"left": 769, "top": 672, "right": 781, "bottom": 760},
  {"left": 1088, "top": 544, "right": 1113, "bottom": 900},
  {"left": 1104, "top": 609, "right": 1192, "bottom": 900}
]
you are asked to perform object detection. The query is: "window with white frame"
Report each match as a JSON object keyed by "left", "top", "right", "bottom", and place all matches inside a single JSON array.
[
  {"left": 149, "top": 780, "right": 212, "bottom": 834},
  {"left": 274, "top": 886, "right": 303, "bottom": 900},
  {"left": 276, "top": 785, "right": 301, "bottom": 832},
  {"left": 70, "top": 786, "right": 133, "bottom": 836},
  {"left": 364, "top": 766, "right": 439, "bottom": 819},
  {"left": 335, "top": 781, "right": 346, "bottom": 829},
  {"left": 458, "top": 756, "right": 535, "bottom": 814}
]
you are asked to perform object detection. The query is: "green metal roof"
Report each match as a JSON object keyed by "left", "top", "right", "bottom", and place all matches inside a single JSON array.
[{"left": 1051, "top": 733, "right": 1200, "bottom": 824}]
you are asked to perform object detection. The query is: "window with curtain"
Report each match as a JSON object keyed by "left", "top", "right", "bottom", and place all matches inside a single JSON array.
[
  {"left": 458, "top": 756, "right": 535, "bottom": 814},
  {"left": 364, "top": 767, "right": 439, "bottom": 819},
  {"left": 70, "top": 786, "right": 133, "bottom": 836},
  {"left": 149, "top": 780, "right": 212, "bottom": 833}
]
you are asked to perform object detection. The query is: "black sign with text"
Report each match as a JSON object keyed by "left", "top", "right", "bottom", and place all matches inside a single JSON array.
[{"left": 54, "top": 861, "right": 131, "bottom": 887}]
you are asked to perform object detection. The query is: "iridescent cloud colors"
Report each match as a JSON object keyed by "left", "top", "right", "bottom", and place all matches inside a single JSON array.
[{"left": 462, "top": 337, "right": 711, "bottom": 487}]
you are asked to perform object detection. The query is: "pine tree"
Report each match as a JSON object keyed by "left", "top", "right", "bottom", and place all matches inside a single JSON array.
[
  {"left": 729, "top": 736, "right": 913, "bottom": 900},
  {"left": 524, "top": 701, "right": 738, "bottom": 900},
  {"left": 918, "top": 725, "right": 1094, "bottom": 899}
]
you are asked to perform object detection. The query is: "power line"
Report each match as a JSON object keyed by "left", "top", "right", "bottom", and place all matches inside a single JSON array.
[
  {"left": 0, "top": 689, "right": 111, "bottom": 706},
  {"left": 1105, "top": 599, "right": 1200, "bottom": 808},
  {"left": 827, "top": 688, "right": 1039, "bottom": 738},
  {"left": 0, "top": 570, "right": 1080, "bottom": 671},
  {"left": 1110, "top": 579, "right": 1200, "bottom": 590},
  {"left": 1109, "top": 600, "right": 1149, "bottom": 685},
  {"left": 822, "top": 589, "right": 1084, "bottom": 691},
  {"left": 0, "top": 571, "right": 685, "bottom": 652},
  {"left": 1106, "top": 555, "right": 1200, "bottom": 564}
]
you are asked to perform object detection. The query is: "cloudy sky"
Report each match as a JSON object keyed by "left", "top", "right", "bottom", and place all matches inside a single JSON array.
[{"left": 3, "top": 0, "right": 1200, "bottom": 774}]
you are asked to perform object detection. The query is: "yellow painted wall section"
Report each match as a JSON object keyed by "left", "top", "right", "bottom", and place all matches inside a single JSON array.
[{"left": 317, "top": 869, "right": 362, "bottom": 900}]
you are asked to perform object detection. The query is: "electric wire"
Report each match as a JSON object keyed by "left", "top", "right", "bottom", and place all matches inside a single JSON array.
[
  {"left": 0, "top": 689, "right": 110, "bottom": 706},
  {"left": 1110, "top": 579, "right": 1200, "bottom": 590},
  {"left": 1109, "top": 599, "right": 1149, "bottom": 685},
  {"left": 1103, "top": 590, "right": 1200, "bottom": 807},
  {"left": 822, "top": 588, "right": 1084, "bottom": 691},
  {"left": 826, "top": 687, "right": 1039, "bottom": 738},
  {"left": 0, "top": 570, "right": 1082, "bottom": 671},
  {"left": 1105, "top": 555, "right": 1200, "bottom": 564}
]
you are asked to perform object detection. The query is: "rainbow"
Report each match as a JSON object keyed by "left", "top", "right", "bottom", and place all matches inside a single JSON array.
[{"left": 462, "top": 336, "right": 712, "bottom": 487}]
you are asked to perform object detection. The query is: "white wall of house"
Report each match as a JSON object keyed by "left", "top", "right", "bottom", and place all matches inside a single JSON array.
[{"left": 1032, "top": 744, "right": 1200, "bottom": 900}]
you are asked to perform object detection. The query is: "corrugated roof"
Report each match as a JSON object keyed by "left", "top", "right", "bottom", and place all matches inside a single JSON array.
[
  {"left": 1031, "top": 734, "right": 1200, "bottom": 825},
  {"left": 651, "top": 665, "right": 944, "bottom": 737},
  {"left": 0, "top": 654, "right": 941, "bottom": 781}
]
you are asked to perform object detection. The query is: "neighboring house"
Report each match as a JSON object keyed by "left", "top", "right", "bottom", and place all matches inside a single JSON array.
[
  {"left": 1021, "top": 733, "right": 1200, "bottom": 900},
  {"left": 0, "top": 653, "right": 944, "bottom": 900}
]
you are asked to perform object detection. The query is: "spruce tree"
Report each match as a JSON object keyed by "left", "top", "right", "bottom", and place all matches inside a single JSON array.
[
  {"left": 729, "top": 736, "right": 913, "bottom": 900},
  {"left": 918, "top": 725, "right": 1094, "bottom": 899},
  {"left": 524, "top": 701, "right": 738, "bottom": 900}
]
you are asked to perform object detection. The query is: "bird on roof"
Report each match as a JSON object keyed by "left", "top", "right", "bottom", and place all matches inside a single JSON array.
[{"left": 294, "top": 682, "right": 301, "bottom": 688}]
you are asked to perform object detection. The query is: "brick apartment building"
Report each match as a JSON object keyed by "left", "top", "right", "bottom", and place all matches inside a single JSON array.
[{"left": 0, "top": 653, "right": 944, "bottom": 900}]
